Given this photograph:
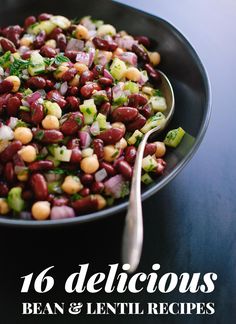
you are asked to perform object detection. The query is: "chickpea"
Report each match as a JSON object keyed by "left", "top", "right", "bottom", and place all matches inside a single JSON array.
[
  {"left": 97, "top": 24, "right": 116, "bottom": 37},
  {"left": 17, "top": 171, "right": 29, "bottom": 182},
  {"left": 125, "top": 67, "right": 141, "bottom": 82},
  {"left": 82, "top": 148, "right": 94, "bottom": 158},
  {"left": 116, "top": 137, "right": 127, "bottom": 150},
  {"left": 142, "top": 86, "right": 153, "bottom": 96},
  {"left": 80, "top": 154, "right": 99, "bottom": 174},
  {"left": 18, "top": 145, "right": 37, "bottom": 163},
  {"left": 20, "top": 35, "right": 33, "bottom": 47},
  {"left": 70, "top": 74, "right": 80, "bottom": 86},
  {"left": 61, "top": 175, "right": 83, "bottom": 195},
  {"left": 74, "top": 24, "right": 90, "bottom": 40},
  {"left": 14, "top": 127, "right": 33, "bottom": 144},
  {"left": 101, "top": 51, "right": 113, "bottom": 64},
  {"left": 149, "top": 51, "right": 161, "bottom": 66},
  {"left": 113, "top": 47, "right": 124, "bottom": 58},
  {"left": 0, "top": 198, "right": 10, "bottom": 215},
  {"left": 104, "top": 145, "right": 119, "bottom": 162},
  {"left": 42, "top": 115, "right": 60, "bottom": 130},
  {"left": 154, "top": 141, "right": 166, "bottom": 158},
  {"left": 74, "top": 63, "right": 88, "bottom": 74},
  {"left": 45, "top": 39, "right": 57, "bottom": 49},
  {"left": 54, "top": 65, "right": 69, "bottom": 79},
  {"left": 32, "top": 201, "right": 51, "bottom": 220},
  {"left": 112, "top": 122, "right": 126, "bottom": 133},
  {"left": 94, "top": 194, "right": 107, "bottom": 210},
  {"left": 5, "top": 76, "right": 21, "bottom": 92}
]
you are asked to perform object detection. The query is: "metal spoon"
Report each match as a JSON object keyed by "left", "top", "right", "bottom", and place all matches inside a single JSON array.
[{"left": 122, "top": 70, "right": 175, "bottom": 273}]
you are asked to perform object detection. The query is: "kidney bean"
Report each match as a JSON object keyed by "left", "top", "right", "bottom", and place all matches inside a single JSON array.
[
  {"left": 4, "top": 162, "right": 15, "bottom": 183},
  {"left": 99, "top": 102, "right": 111, "bottom": 117},
  {"left": 144, "top": 63, "right": 161, "bottom": 83},
  {"left": 31, "top": 173, "right": 48, "bottom": 200},
  {"left": 45, "top": 79, "right": 55, "bottom": 91},
  {"left": 0, "top": 38, "right": 16, "bottom": 53},
  {"left": 52, "top": 196, "right": 69, "bottom": 207},
  {"left": 70, "top": 148, "right": 82, "bottom": 163},
  {"left": 126, "top": 113, "right": 146, "bottom": 132},
  {"left": 0, "top": 182, "right": 9, "bottom": 196},
  {"left": 21, "top": 50, "right": 33, "bottom": 60},
  {"left": 38, "top": 13, "right": 52, "bottom": 21},
  {"left": 19, "top": 111, "right": 32, "bottom": 123},
  {"left": 97, "top": 127, "right": 124, "bottom": 145},
  {"left": 62, "top": 68, "right": 77, "bottom": 82},
  {"left": 34, "top": 30, "right": 46, "bottom": 49},
  {"left": 40, "top": 45, "right": 57, "bottom": 58},
  {"left": 65, "top": 50, "right": 79, "bottom": 62},
  {"left": 93, "top": 37, "right": 118, "bottom": 51},
  {"left": 80, "top": 70, "right": 94, "bottom": 86},
  {"left": 6, "top": 96, "right": 21, "bottom": 116},
  {"left": 139, "top": 103, "right": 152, "bottom": 119},
  {"left": 0, "top": 80, "right": 14, "bottom": 94},
  {"left": 125, "top": 146, "right": 137, "bottom": 164},
  {"left": 24, "top": 16, "right": 36, "bottom": 29},
  {"left": 80, "top": 83, "right": 101, "bottom": 98},
  {"left": 67, "top": 86, "right": 78, "bottom": 96},
  {"left": 66, "top": 96, "right": 80, "bottom": 110},
  {"left": 80, "top": 174, "right": 94, "bottom": 186},
  {"left": 100, "top": 162, "right": 116, "bottom": 177},
  {"left": 134, "top": 36, "right": 151, "bottom": 48},
  {"left": 93, "top": 139, "right": 104, "bottom": 161},
  {"left": 155, "top": 158, "right": 167, "bottom": 175},
  {"left": 71, "top": 195, "right": 98, "bottom": 213},
  {"left": 112, "top": 107, "right": 138, "bottom": 123},
  {"left": 13, "top": 152, "right": 25, "bottom": 166},
  {"left": 29, "top": 160, "right": 54, "bottom": 172},
  {"left": 113, "top": 155, "right": 125, "bottom": 169},
  {"left": 47, "top": 90, "right": 67, "bottom": 108},
  {"left": 61, "top": 112, "right": 84, "bottom": 135},
  {"left": 92, "top": 65, "right": 104, "bottom": 79},
  {"left": 128, "top": 93, "right": 148, "bottom": 108},
  {"left": 91, "top": 182, "right": 104, "bottom": 194},
  {"left": 144, "top": 143, "right": 157, "bottom": 157},
  {"left": 132, "top": 43, "right": 150, "bottom": 63},
  {"left": 34, "top": 129, "right": 64, "bottom": 144},
  {"left": 27, "top": 76, "right": 46, "bottom": 89},
  {"left": 98, "top": 77, "right": 113, "bottom": 87},
  {"left": 2, "top": 25, "right": 23, "bottom": 47},
  {"left": 79, "top": 187, "right": 90, "bottom": 197},
  {"left": 22, "top": 190, "right": 33, "bottom": 201},
  {"left": 67, "top": 138, "right": 80, "bottom": 149},
  {"left": 56, "top": 33, "right": 67, "bottom": 51},
  {"left": 117, "top": 160, "right": 133, "bottom": 180},
  {"left": 0, "top": 141, "right": 22, "bottom": 163},
  {"left": 31, "top": 101, "right": 44, "bottom": 124},
  {"left": 49, "top": 27, "right": 63, "bottom": 39}
]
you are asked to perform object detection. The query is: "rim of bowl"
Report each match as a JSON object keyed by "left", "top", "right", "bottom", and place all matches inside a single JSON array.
[{"left": 0, "top": 5, "right": 212, "bottom": 227}]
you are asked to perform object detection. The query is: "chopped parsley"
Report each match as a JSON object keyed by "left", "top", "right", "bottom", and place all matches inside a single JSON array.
[
  {"left": 44, "top": 54, "right": 70, "bottom": 67},
  {"left": 15, "top": 120, "right": 29, "bottom": 128},
  {"left": 134, "top": 135, "right": 143, "bottom": 147},
  {"left": 120, "top": 182, "right": 130, "bottom": 198},
  {"left": 71, "top": 193, "right": 82, "bottom": 201},
  {"left": 10, "top": 58, "right": 30, "bottom": 77},
  {"left": 34, "top": 130, "right": 44, "bottom": 141},
  {"left": 75, "top": 117, "right": 82, "bottom": 126},
  {"left": 154, "top": 89, "right": 163, "bottom": 97},
  {"left": 0, "top": 51, "right": 11, "bottom": 68}
]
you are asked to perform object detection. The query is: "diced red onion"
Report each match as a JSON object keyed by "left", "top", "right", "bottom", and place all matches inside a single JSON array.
[
  {"left": 95, "top": 168, "right": 107, "bottom": 182},
  {"left": 104, "top": 69, "right": 114, "bottom": 81},
  {"left": 112, "top": 83, "right": 124, "bottom": 101},
  {"left": 50, "top": 206, "right": 75, "bottom": 220},
  {"left": 26, "top": 91, "right": 41, "bottom": 105},
  {"left": 7, "top": 117, "right": 18, "bottom": 129},
  {"left": 104, "top": 174, "right": 126, "bottom": 199},
  {"left": 76, "top": 51, "right": 90, "bottom": 66},
  {"left": 90, "top": 121, "right": 100, "bottom": 136},
  {"left": 138, "top": 70, "right": 149, "bottom": 86},
  {"left": 37, "top": 89, "right": 46, "bottom": 98},
  {"left": 21, "top": 99, "right": 30, "bottom": 107},
  {"left": 88, "top": 48, "right": 95, "bottom": 68},
  {"left": 66, "top": 38, "right": 84, "bottom": 51},
  {"left": 60, "top": 81, "right": 68, "bottom": 95},
  {"left": 80, "top": 16, "right": 96, "bottom": 30},
  {"left": 79, "top": 130, "right": 92, "bottom": 149},
  {"left": 0, "top": 125, "right": 14, "bottom": 141},
  {"left": 119, "top": 52, "right": 138, "bottom": 66},
  {"left": 115, "top": 36, "right": 138, "bottom": 50}
]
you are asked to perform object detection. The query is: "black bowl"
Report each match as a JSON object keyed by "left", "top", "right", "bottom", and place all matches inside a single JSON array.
[{"left": 0, "top": 0, "right": 211, "bottom": 226}]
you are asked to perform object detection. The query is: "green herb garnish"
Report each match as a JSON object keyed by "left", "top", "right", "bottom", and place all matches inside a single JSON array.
[
  {"left": 10, "top": 58, "right": 30, "bottom": 77},
  {"left": 71, "top": 193, "right": 82, "bottom": 201},
  {"left": 34, "top": 130, "right": 44, "bottom": 141}
]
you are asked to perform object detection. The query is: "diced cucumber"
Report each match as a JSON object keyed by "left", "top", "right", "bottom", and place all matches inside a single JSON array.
[
  {"left": 141, "top": 112, "right": 166, "bottom": 134},
  {"left": 19, "top": 106, "right": 30, "bottom": 112},
  {"left": 7, "top": 187, "right": 25, "bottom": 213},
  {"left": 127, "top": 130, "right": 143, "bottom": 145},
  {"left": 164, "top": 127, "right": 186, "bottom": 148},
  {"left": 92, "top": 90, "right": 108, "bottom": 105},
  {"left": 110, "top": 58, "right": 127, "bottom": 80},
  {"left": 54, "top": 146, "right": 72, "bottom": 162},
  {"left": 96, "top": 113, "right": 107, "bottom": 130},
  {"left": 80, "top": 99, "right": 97, "bottom": 125},
  {"left": 141, "top": 173, "right": 153, "bottom": 185},
  {"left": 124, "top": 81, "right": 139, "bottom": 94},
  {"left": 142, "top": 155, "right": 158, "bottom": 172},
  {"left": 46, "top": 155, "right": 61, "bottom": 167},
  {"left": 48, "top": 181, "right": 63, "bottom": 194},
  {"left": 50, "top": 16, "right": 71, "bottom": 30},
  {"left": 47, "top": 144, "right": 58, "bottom": 156},
  {"left": 27, "top": 21, "right": 56, "bottom": 35},
  {"left": 44, "top": 101, "right": 62, "bottom": 118},
  {"left": 113, "top": 93, "right": 128, "bottom": 105},
  {"left": 150, "top": 96, "right": 167, "bottom": 112},
  {"left": 28, "top": 52, "right": 46, "bottom": 76}
]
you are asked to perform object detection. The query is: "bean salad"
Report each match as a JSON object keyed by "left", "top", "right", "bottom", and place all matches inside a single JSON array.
[{"left": 0, "top": 14, "right": 185, "bottom": 220}]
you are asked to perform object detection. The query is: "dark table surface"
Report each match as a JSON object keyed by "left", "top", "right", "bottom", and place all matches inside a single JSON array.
[{"left": 0, "top": 0, "right": 235, "bottom": 323}]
